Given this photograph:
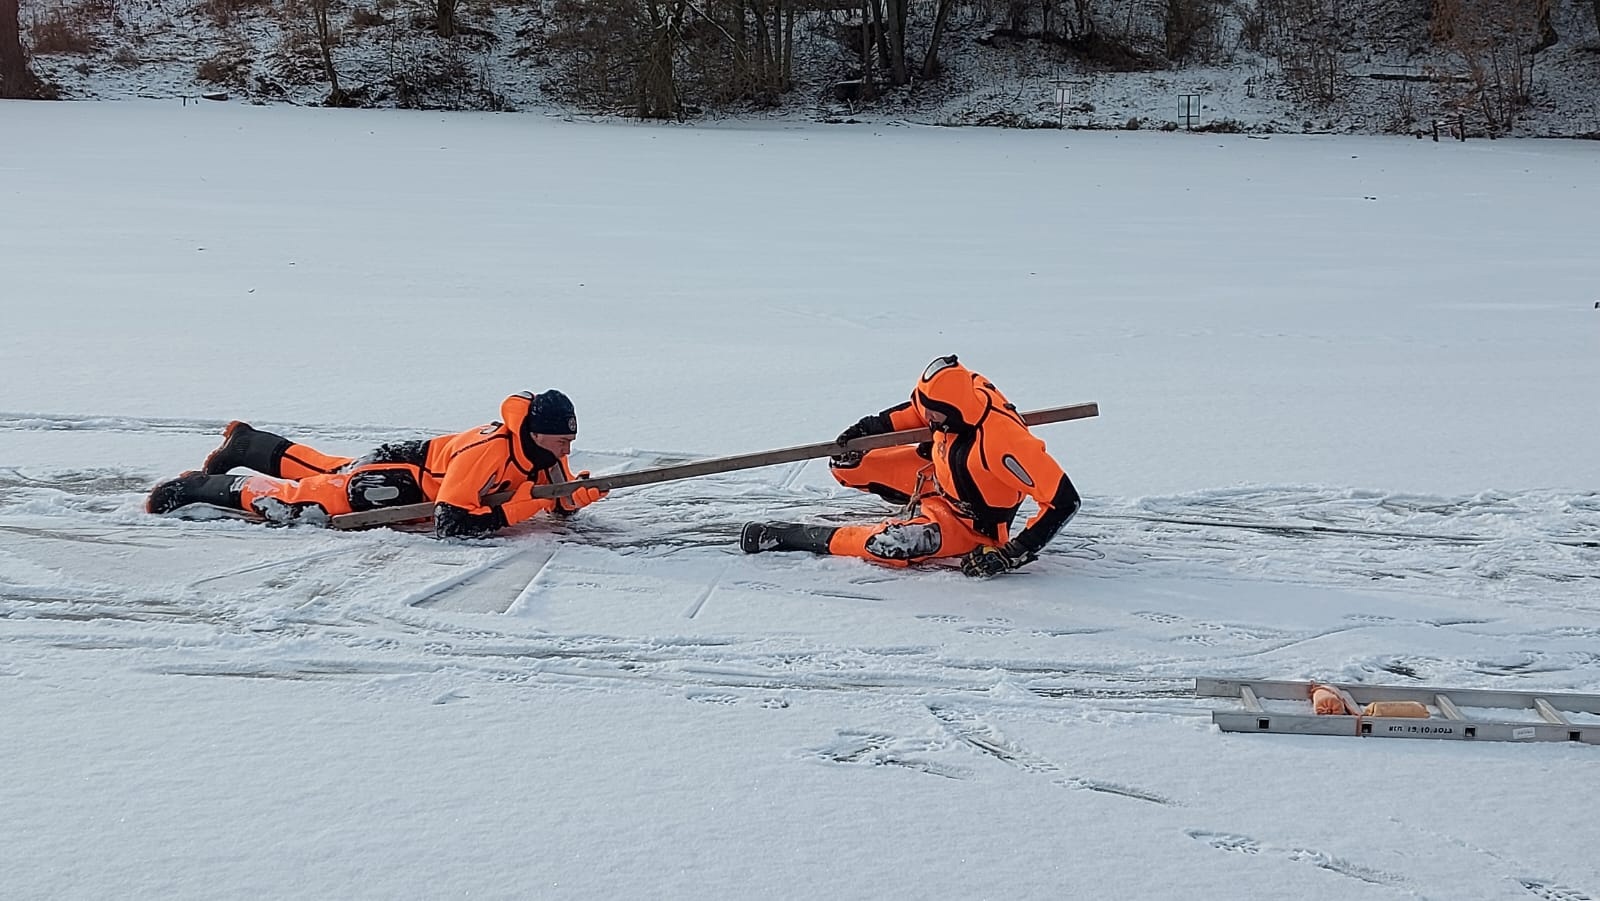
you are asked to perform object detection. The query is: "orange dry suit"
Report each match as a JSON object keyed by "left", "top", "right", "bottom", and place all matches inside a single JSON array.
[
  {"left": 826, "top": 357, "right": 1080, "bottom": 567},
  {"left": 233, "top": 391, "right": 588, "bottom": 539}
]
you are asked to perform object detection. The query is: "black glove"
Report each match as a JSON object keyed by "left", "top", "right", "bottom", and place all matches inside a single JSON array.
[
  {"left": 832, "top": 413, "right": 890, "bottom": 468},
  {"left": 960, "top": 541, "right": 1036, "bottom": 578},
  {"left": 836, "top": 413, "right": 890, "bottom": 446}
]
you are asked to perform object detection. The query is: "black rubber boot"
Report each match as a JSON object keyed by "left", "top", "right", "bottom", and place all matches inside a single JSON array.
[
  {"left": 203, "top": 421, "right": 292, "bottom": 476},
  {"left": 146, "top": 471, "right": 243, "bottom": 514},
  {"left": 740, "top": 521, "right": 839, "bottom": 555}
]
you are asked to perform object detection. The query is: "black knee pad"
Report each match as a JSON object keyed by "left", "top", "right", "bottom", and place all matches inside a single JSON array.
[
  {"left": 865, "top": 522, "right": 942, "bottom": 560},
  {"left": 347, "top": 468, "right": 426, "bottom": 511},
  {"left": 359, "top": 440, "right": 431, "bottom": 466}
]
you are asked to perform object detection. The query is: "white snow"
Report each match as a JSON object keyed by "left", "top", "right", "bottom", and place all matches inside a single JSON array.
[{"left": 2, "top": 99, "right": 1599, "bottom": 899}]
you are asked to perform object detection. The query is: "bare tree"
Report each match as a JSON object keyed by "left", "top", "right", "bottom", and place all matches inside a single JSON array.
[
  {"left": 1261, "top": 0, "right": 1347, "bottom": 102},
  {"left": 310, "top": 0, "right": 352, "bottom": 105},
  {"left": 638, "top": 0, "right": 687, "bottom": 117},
  {"left": 1, "top": 0, "right": 44, "bottom": 98},
  {"left": 922, "top": 0, "right": 954, "bottom": 78},
  {"left": 437, "top": 0, "right": 457, "bottom": 37},
  {"left": 883, "top": 0, "right": 906, "bottom": 83},
  {"left": 1164, "top": 0, "right": 1215, "bottom": 61}
]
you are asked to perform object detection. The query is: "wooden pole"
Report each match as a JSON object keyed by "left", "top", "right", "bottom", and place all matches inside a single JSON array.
[{"left": 329, "top": 402, "right": 1099, "bottom": 531}]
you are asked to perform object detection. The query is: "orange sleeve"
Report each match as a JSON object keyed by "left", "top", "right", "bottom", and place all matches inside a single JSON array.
[
  {"left": 987, "top": 424, "right": 1080, "bottom": 554},
  {"left": 500, "top": 483, "right": 557, "bottom": 525},
  {"left": 992, "top": 429, "right": 1068, "bottom": 527},
  {"left": 886, "top": 400, "right": 927, "bottom": 431},
  {"left": 499, "top": 458, "right": 576, "bottom": 524}
]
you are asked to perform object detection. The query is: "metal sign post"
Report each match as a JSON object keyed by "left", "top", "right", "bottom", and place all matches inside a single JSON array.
[{"left": 1051, "top": 80, "right": 1071, "bottom": 129}]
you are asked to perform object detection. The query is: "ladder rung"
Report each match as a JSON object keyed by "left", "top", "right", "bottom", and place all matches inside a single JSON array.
[
  {"left": 1240, "top": 685, "right": 1263, "bottom": 712},
  {"left": 1535, "top": 698, "right": 1570, "bottom": 725},
  {"left": 1336, "top": 687, "right": 1362, "bottom": 717},
  {"left": 1435, "top": 694, "right": 1465, "bottom": 720}
]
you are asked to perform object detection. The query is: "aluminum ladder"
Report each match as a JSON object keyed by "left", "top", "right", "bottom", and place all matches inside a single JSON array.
[{"left": 1197, "top": 677, "right": 1600, "bottom": 744}]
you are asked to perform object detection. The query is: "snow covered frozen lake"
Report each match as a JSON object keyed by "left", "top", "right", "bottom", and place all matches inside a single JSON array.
[{"left": 3, "top": 100, "right": 1598, "bottom": 899}]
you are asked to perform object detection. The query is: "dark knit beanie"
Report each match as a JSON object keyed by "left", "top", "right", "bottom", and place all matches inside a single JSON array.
[{"left": 526, "top": 389, "right": 578, "bottom": 436}]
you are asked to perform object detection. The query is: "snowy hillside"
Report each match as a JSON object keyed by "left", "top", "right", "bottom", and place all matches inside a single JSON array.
[{"left": 15, "top": 0, "right": 1600, "bottom": 135}]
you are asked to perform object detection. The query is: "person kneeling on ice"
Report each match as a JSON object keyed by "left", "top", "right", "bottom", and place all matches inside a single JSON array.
[
  {"left": 741, "top": 355, "right": 1080, "bottom": 577},
  {"left": 146, "top": 390, "right": 607, "bottom": 539}
]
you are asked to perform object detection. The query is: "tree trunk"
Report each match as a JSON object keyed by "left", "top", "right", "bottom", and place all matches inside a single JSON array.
[
  {"left": 883, "top": 0, "right": 906, "bottom": 84},
  {"left": 859, "top": 0, "right": 873, "bottom": 97},
  {"left": 637, "top": 0, "right": 684, "bottom": 118},
  {"left": 1533, "top": 0, "right": 1556, "bottom": 53},
  {"left": 1592, "top": 0, "right": 1599, "bottom": 36},
  {"left": 781, "top": 2, "right": 792, "bottom": 91},
  {"left": 752, "top": 0, "right": 771, "bottom": 94},
  {"left": 436, "top": 0, "right": 457, "bottom": 38},
  {"left": 1, "top": 0, "right": 44, "bottom": 99},
  {"left": 734, "top": 0, "right": 749, "bottom": 94},
  {"left": 868, "top": 0, "right": 890, "bottom": 78},
  {"left": 921, "top": 0, "right": 952, "bottom": 79},
  {"left": 313, "top": 0, "right": 349, "bottom": 106}
]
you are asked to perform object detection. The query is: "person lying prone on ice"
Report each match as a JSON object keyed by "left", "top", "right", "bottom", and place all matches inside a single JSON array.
[{"left": 145, "top": 390, "right": 606, "bottom": 539}]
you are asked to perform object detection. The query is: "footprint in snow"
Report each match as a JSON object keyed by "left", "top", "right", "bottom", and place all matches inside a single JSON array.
[
  {"left": 808, "top": 729, "right": 970, "bottom": 780},
  {"left": 1187, "top": 830, "right": 1403, "bottom": 887},
  {"left": 1520, "top": 879, "right": 1596, "bottom": 900},
  {"left": 1187, "top": 830, "right": 1261, "bottom": 854}
]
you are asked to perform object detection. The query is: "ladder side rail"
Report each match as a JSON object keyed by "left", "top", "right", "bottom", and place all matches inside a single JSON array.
[
  {"left": 1410, "top": 685, "right": 1600, "bottom": 714},
  {"left": 1195, "top": 678, "right": 1319, "bottom": 702},
  {"left": 1213, "top": 712, "right": 1600, "bottom": 744}
]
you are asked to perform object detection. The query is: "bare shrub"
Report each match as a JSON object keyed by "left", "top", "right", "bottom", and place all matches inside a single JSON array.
[
  {"left": 541, "top": 0, "right": 638, "bottom": 110},
  {"left": 197, "top": 0, "right": 274, "bottom": 28},
  {"left": 28, "top": 3, "right": 98, "bottom": 53},
  {"left": 348, "top": 6, "right": 386, "bottom": 26},
  {"left": 543, "top": 0, "right": 688, "bottom": 118},
  {"left": 1256, "top": 0, "right": 1346, "bottom": 101},
  {"left": 1431, "top": 0, "right": 1547, "bottom": 131},
  {"left": 1163, "top": 0, "right": 1219, "bottom": 61},
  {"left": 380, "top": 21, "right": 508, "bottom": 109},
  {"left": 197, "top": 46, "right": 252, "bottom": 85},
  {"left": 1239, "top": 2, "right": 1267, "bottom": 51}
]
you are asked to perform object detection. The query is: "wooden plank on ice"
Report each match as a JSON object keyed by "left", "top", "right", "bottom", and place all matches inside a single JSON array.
[{"left": 329, "top": 402, "right": 1099, "bottom": 531}]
